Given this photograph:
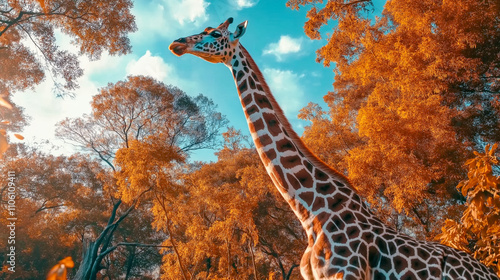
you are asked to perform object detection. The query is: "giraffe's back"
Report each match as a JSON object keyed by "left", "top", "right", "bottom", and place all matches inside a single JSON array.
[
  {"left": 308, "top": 216, "right": 499, "bottom": 279},
  {"left": 363, "top": 232, "right": 498, "bottom": 280}
]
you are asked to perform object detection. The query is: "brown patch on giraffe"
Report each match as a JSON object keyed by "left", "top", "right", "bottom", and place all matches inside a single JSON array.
[
  {"left": 316, "top": 182, "right": 334, "bottom": 195},
  {"left": 253, "top": 118, "right": 265, "bottom": 131},
  {"left": 236, "top": 70, "right": 245, "bottom": 82},
  {"left": 316, "top": 211, "right": 331, "bottom": 224},
  {"left": 379, "top": 255, "right": 392, "bottom": 272},
  {"left": 238, "top": 79, "right": 248, "bottom": 92},
  {"left": 264, "top": 148, "right": 277, "bottom": 162},
  {"left": 280, "top": 155, "right": 301, "bottom": 169},
  {"left": 333, "top": 245, "right": 349, "bottom": 263},
  {"left": 298, "top": 191, "right": 314, "bottom": 207},
  {"left": 259, "top": 134, "right": 273, "bottom": 147},
  {"left": 276, "top": 138, "right": 296, "bottom": 153},
  {"left": 287, "top": 173, "right": 301, "bottom": 190},
  {"left": 241, "top": 93, "right": 253, "bottom": 107},
  {"left": 262, "top": 112, "right": 282, "bottom": 137},
  {"left": 251, "top": 72, "right": 259, "bottom": 82},
  {"left": 248, "top": 74, "right": 256, "bottom": 90},
  {"left": 304, "top": 160, "right": 313, "bottom": 172},
  {"left": 417, "top": 247, "right": 430, "bottom": 261},
  {"left": 393, "top": 255, "right": 408, "bottom": 274},
  {"left": 345, "top": 225, "right": 361, "bottom": 239},
  {"left": 254, "top": 93, "right": 273, "bottom": 109},
  {"left": 400, "top": 270, "right": 417, "bottom": 280},
  {"left": 326, "top": 219, "right": 341, "bottom": 233},
  {"left": 246, "top": 104, "right": 259, "bottom": 115},
  {"left": 368, "top": 245, "right": 381, "bottom": 268},
  {"left": 294, "top": 168, "right": 314, "bottom": 188},
  {"left": 332, "top": 180, "right": 345, "bottom": 187},
  {"left": 429, "top": 267, "right": 441, "bottom": 278},
  {"left": 314, "top": 169, "right": 328, "bottom": 181},
  {"left": 331, "top": 232, "right": 348, "bottom": 244},
  {"left": 410, "top": 258, "right": 425, "bottom": 272},
  {"left": 311, "top": 197, "right": 325, "bottom": 212},
  {"left": 416, "top": 269, "right": 430, "bottom": 279},
  {"left": 332, "top": 254, "right": 348, "bottom": 268},
  {"left": 327, "top": 194, "right": 347, "bottom": 212},
  {"left": 398, "top": 244, "right": 415, "bottom": 257}
]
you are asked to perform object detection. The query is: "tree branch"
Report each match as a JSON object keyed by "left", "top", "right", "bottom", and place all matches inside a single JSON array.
[{"left": 34, "top": 203, "right": 65, "bottom": 215}]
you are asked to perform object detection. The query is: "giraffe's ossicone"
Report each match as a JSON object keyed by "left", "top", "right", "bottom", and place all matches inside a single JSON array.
[{"left": 169, "top": 17, "right": 499, "bottom": 280}]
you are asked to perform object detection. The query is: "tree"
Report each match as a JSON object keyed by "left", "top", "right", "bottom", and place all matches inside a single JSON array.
[
  {"left": 57, "top": 76, "right": 226, "bottom": 168},
  {"left": 0, "top": 0, "right": 136, "bottom": 158},
  {"left": 0, "top": 144, "right": 112, "bottom": 279},
  {"left": 0, "top": 0, "right": 136, "bottom": 99},
  {"left": 55, "top": 76, "right": 227, "bottom": 279},
  {"left": 437, "top": 144, "right": 500, "bottom": 276},
  {"left": 288, "top": 0, "right": 500, "bottom": 238}
]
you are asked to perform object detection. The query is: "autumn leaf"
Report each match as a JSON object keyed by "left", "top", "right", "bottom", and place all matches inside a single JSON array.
[
  {"left": 0, "top": 97, "right": 13, "bottom": 109},
  {"left": 0, "top": 132, "right": 9, "bottom": 157},
  {"left": 46, "top": 257, "right": 74, "bottom": 280}
]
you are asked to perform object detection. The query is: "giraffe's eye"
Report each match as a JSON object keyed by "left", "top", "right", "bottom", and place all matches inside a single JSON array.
[{"left": 211, "top": 30, "right": 222, "bottom": 38}]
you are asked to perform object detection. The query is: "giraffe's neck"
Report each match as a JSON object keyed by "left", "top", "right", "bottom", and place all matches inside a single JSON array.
[{"left": 227, "top": 44, "right": 377, "bottom": 235}]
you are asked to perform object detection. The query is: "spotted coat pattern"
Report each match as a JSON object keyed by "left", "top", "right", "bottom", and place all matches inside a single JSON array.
[{"left": 169, "top": 17, "right": 500, "bottom": 280}]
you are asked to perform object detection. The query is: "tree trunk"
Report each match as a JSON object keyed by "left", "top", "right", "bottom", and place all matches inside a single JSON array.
[
  {"left": 73, "top": 240, "right": 96, "bottom": 280},
  {"left": 248, "top": 239, "right": 258, "bottom": 280}
]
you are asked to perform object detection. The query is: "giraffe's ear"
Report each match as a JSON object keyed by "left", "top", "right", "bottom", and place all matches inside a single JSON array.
[{"left": 233, "top": 20, "right": 248, "bottom": 39}]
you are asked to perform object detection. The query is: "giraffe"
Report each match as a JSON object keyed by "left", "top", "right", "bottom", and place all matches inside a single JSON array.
[{"left": 169, "top": 17, "right": 499, "bottom": 280}]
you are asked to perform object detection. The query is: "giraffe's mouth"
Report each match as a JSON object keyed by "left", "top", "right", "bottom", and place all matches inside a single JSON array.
[{"left": 169, "top": 42, "right": 187, "bottom": 56}]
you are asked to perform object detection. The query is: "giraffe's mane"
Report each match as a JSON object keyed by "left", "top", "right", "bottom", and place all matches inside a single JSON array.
[{"left": 239, "top": 44, "right": 353, "bottom": 188}]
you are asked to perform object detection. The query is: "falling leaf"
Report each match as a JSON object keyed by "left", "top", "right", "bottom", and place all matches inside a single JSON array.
[
  {"left": 58, "top": 256, "right": 74, "bottom": 268},
  {"left": 46, "top": 257, "right": 74, "bottom": 280},
  {"left": 14, "top": 134, "right": 24, "bottom": 140},
  {"left": 0, "top": 132, "right": 9, "bottom": 156},
  {"left": 0, "top": 96, "right": 12, "bottom": 109}
]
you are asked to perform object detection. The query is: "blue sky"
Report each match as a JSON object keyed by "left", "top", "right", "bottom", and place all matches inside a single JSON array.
[{"left": 11, "top": 0, "right": 383, "bottom": 162}]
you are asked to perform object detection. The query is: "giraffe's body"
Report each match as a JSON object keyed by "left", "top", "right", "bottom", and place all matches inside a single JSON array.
[{"left": 169, "top": 17, "right": 499, "bottom": 280}]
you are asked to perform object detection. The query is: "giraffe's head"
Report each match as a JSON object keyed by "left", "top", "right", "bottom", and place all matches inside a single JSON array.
[{"left": 169, "top": 17, "right": 247, "bottom": 65}]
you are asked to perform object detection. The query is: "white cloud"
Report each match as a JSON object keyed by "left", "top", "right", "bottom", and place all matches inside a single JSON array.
[
  {"left": 125, "top": 50, "right": 191, "bottom": 92},
  {"left": 11, "top": 69, "right": 97, "bottom": 155},
  {"left": 168, "top": 0, "right": 210, "bottom": 25},
  {"left": 126, "top": 50, "right": 172, "bottom": 82},
  {"left": 262, "top": 68, "right": 305, "bottom": 116},
  {"left": 235, "top": 0, "right": 258, "bottom": 9},
  {"left": 10, "top": 32, "right": 129, "bottom": 155},
  {"left": 130, "top": 0, "right": 210, "bottom": 42},
  {"left": 263, "top": 35, "right": 303, "bottom": 61}
]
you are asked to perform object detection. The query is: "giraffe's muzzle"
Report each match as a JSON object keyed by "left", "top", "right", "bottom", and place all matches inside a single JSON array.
[{"left": 169, "top": 40, "right": 187, "bottom": 56}]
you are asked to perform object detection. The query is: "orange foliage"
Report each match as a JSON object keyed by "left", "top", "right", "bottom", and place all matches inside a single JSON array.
[
  {"left": 292, "top": 0, "right": 499, "bottom": 237},
  {"left": 437, "top": 144, "right": 500, "bottom": 275},
  {"left": 114, "top": 137, "right": 184, "bottom": 203},
  {"left": 0, "top": 0, "right": 136, "bottom": 97}
]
